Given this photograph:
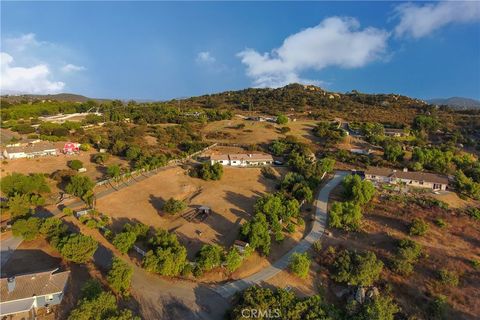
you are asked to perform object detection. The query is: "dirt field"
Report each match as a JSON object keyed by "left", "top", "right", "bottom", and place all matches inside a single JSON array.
[
  {"left": 95, "top": 166, "right": 283, "bottom": 256},
  {"left": 1, "top": 145, "right": 128, "bottom": 182},
  {"left": 201, "top": 119, "right": 318, "bottom": 146},
  {"left": 315, "top": 185, "right": 480, "bottom": 320}
]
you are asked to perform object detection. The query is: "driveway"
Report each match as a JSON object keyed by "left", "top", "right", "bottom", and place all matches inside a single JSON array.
[{"left": 214, "top": 171, "right": 347, "bottom": 298}]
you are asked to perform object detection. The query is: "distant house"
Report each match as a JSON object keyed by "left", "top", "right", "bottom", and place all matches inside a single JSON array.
[
  {"left": 364, "top": 167, "right": 448, "bottom": 191},
  {"left": 62, "top": 142, "right": 81, "bottom": 154},
  {"left": 210, "top": 153, "right": 274, "bottom": 167},
  {"left": 350, "top": 148, "right": 372, "bottom": 155},
  {"left": 0, "top": 269, "right": 70, "bottom": 319},
  {"left": 233, "top": 240, "right": 249, "bottom": 253},
  {"left": 2, "top": 141, "right": 57, "bottom": 160},
  {"left": 384, "top": 128, "right": 409, "bottom": 137}
]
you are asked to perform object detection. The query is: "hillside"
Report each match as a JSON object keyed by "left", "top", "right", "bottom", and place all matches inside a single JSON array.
[
  {"left": 0, "top": 93, "right": 108, "bottom": 104},
  {"left": 428, "top": 97, "right": 480, "bottom": 109}
]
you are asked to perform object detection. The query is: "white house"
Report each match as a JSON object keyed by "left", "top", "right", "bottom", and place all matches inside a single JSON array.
[
  {"left": 0, "top": 269, "right": 70, "bottom": 319},
  {"left": 2, "top": 141, "right": 57, "bottom": 160},
  {"left": 210, "top": 153, "right": 274, "bottom": 167},
  {"left": 364, "top": 167, "right": 448, "bottom": 191}
]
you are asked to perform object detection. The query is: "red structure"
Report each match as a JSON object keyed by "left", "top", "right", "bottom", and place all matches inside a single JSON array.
[{"left": 63, "top": 142, "right": 80, "bottom": 154}]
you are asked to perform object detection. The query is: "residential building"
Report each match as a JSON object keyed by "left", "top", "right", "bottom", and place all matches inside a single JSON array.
[
  {"left": 2, "top": 142, "right": 57, "bottom": 160},
  {"left": 384, "top": 128, "right": 409, "bottom": 137},
  {"left": 210, "top": 153, "right": 274, "bottom": 167},
  {"left": 0, "top": 269, "right": 70, "bottom": 319},
  {"left": 364, "top": 167, "right": 448, "bottom": 191}
]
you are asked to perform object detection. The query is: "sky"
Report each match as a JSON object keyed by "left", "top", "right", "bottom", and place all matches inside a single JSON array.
[{"left": 1, "top": 1, "right": 480, "bottom": 100}]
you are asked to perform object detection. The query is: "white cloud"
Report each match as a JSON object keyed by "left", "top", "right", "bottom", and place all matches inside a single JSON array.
[
  {"left": 196, "top": 51, "right": 216, "bottom": 64},
  {"left": 394, "top": 1, "right": 480, "bottom": 39},
  {"left": 1, "top": 33, "right": 85, "bottom": 94},
  {"left": 237, "top": 17, "right": 389, "bottom": 88},
  {"left": 61, "top": 64, "right": 86, "bottom": 73},
  {"left": 1, "top": 52, "right": 65, "bottom": 94}
]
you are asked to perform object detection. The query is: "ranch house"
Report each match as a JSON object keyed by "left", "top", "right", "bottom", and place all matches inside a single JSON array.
[
  {"left": 2, "top": 141, "right": 57, "bottom": 160},
  {"left": 0, "top": 269, "right": 70, "bottom": 319},
  {"left": 210, "top": 153, "right": 274, "bottom": 167},
  {"left": 364, "top": 167, "right": 448, "bottom": 191}
]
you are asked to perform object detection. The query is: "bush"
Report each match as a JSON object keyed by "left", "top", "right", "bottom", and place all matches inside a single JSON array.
[
  {"left": 438, "top": 269, "right": 459, "bottom": 287},
  {"left": 123, "top": 223, "right": 149, "bottom": 239},
  {"left": 435, "top": 218, "right": 447, "bottom": 228},
  {"left": 278, "top": 126, "right": 291, "bottom": 134},
  {"left": 329, "top": 201, "right": 362, "bottom": 231},
  {"left": 343, "top": 174, "right": 376, "bottom": 205},
  {"left": 62, "top": 207, "right": 74, "bottom": 216},
  {"left": 466, "top": 207, "right": 480, "bottom": 220},
  {"left": 92, "top": 152, "right": 110, "bottom": 164},
  {"left": 332, "top": 250, "right": 383, "bottom": 286},
  {"left": 107, "top": 258, "right": 133, "bottom": 296},
  {"left": 428, "top": 295, "right": 448, "bottom": 320},
  {"left": 39, "top": 217, "right": 67, "bottom": 240},
  {"left": 68, "top": 160, "right": 84, "bottom": 170},
  {"left": 112, "top": 231, "right": 137, "bottom": 254},
  {"left": 12, "top": 217, "right": 41, "bottom": 240},
  {"left": 289, "top": 252, "right": 311, "bottom": 279},
  {"left": 162, "top": 198, "right": 187, "bottom": 214},
  {"left": 392, "top": 239, "right": 422, "bottom": 276},
  {"left": 199, "top": 162, "right": 223, "bottom": 180},
  {"left": 276, "top": 114, "right": 288, "bottom": 125},
  {"left": 409, "top": 218, "right": 429, "bottom": 236},
  {"left": 58, "top": 234, "right": 98, "bottom": 263},
  {"left": 197, "top": 244, "right": 223, "bottom": 272},
  {"left": 225, "top": 247, "right": 243, "bottom": 273},
  {"left": 80, "top": 143, "right": 91, "bottom": 151},
  {"left": 358, "top": 295, "right": 399, "bottom": 320},
  {"left": 181, "top": 264, "right": 193, "bottom": 277}
]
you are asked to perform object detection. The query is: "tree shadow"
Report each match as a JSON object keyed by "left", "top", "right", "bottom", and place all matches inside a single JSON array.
[
  {"left": 149, "top": 194, "right": 166, "bottom": 216},
  {"left": 194, "top": 285, "right": 230, "bottom": 320}
]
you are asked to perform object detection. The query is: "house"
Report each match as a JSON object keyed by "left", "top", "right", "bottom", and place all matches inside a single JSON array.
[
  {"left": 233, "top": 240, "right": 249, "bottom": 254},
  {"left": 0, "top": 269, "right": 70, "bottom": 319},
  {"left": 350, "top": 148, "right": 372, "bottom": 155},
  {"left": 384, "top": 128, "right": 409, "bottom": 137},
  {"left": 2, "top": 142, "right": 57, "bottom": 160},
  {"left": 62, "top": 142, "right": 81, "bottom": 154},
  {"left": 364, "top": 167, "right": 448, "bottom": 191},
  {"left": 210, "top": 153, "right": 274, "bottom": 167}
]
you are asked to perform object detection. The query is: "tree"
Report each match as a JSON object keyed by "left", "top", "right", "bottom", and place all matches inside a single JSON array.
[
  {"left": 66, "top": 175, "right": 95, "bottom": 200},
  {"left": 392, "top": 239, "right": 422, "bottom": 276},
  {"left": 107, "top": 164, "right": 121, "bottom": 180},
  {"left": 68, "top": 160, "right": 84, "bottom": 170},
  {"left": 357, "top": 295, "right": 399, "bottom": 320},
  {"left": 112, "top": 231, "right": 137, "bottom": 254},
  {"left": 329, "top": 201, "right": 363, "bottom": 231},
  {"left": 289, "top": 252, "right": 311, "bottom": 279},
  {"left": 162, "top": 198, "right": 187, "bottom": 214},
  {"left": 40, "top": 217, "right": 68, "bottom": 240},
  {"left": 197, "top": 244, "right": 223, "bottom": 272},
  {"left": 409, "top": 218, "right": 429, "bottom": 236},
  {"left": 1, "top": 172, "right": 50, "bottom": 197},
  {"left": 225, "top": 247, "right": 243, "bottom": 273},
  {"left": 107, "top": 258, "right": 133, "bottom": 296},
  {"left": 332, "top": 250, "right": 383, "bottom": 286},
  {"left": 276, "top": 114, "right": 288, "bottom": 125},
  {"left": 7, "top": 194, "right": 32, "bottom": 218},
  {"left": 343, "top": 175, "right": 375, "bottom": 205},
  {"left": 92, "top": 152, "right": 110, "bottom": 164},
  {"left": 58, "top": 234, "right": 98, "bottom": 263},
  {"left": 383, "top": 142, "right": 404, "bottom": 162},
  {"left": 199, "top": 162, "right": 223, "bottom": 180},
  {"left": 241, "top": 213, "right": 271, "bottom": 255},
  {"left": 12, "top": 217, "right": 41, "bottom": 240}
]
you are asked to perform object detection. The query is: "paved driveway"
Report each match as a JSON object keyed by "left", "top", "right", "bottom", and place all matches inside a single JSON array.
[{"left": 214, "top": 171, "right": 347, "bottom": 298}]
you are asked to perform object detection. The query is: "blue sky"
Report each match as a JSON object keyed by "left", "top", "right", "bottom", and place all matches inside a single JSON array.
[{"left": 1, "top": 1, "right": 479, "bottom": 100}]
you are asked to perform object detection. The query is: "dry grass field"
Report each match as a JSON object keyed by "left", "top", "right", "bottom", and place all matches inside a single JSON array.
[{"left": 201, "top": 119, "right": 319, "bottom": 146}]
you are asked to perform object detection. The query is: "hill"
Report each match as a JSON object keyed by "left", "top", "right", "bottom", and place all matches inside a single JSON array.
[
  {"left": 0, "top": 93, "right": 108, "bottom": 104},
  {"left": 428, "top": 97, "right": 480, "bottom": 109}
]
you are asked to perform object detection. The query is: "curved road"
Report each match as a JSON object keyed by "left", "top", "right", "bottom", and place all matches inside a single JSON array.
[{"left": 214, "top": 171, "right": 347, "bottom": 298}]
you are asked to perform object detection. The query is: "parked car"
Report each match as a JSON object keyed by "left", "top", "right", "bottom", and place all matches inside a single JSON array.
[{"left": 274, "top": 160, "right": 283, "bottom": 165}]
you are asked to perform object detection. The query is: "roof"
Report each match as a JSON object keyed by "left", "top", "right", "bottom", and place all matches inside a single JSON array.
[
  {"left": 0, "top": 269, "right": 70, "bottom": 303},
  {"left": 365, "top": 167, "right": 448, "bottom": 184},
  {"left": 211, "top": 153, "right": 274, "bottom": 162},
  {"left": 4, "top": 141, "right": 57, "bottom": 154}
]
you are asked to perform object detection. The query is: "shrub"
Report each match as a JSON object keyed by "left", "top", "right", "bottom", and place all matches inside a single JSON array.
[
  {"left": 289, "top": 252, "right": 311, "bottom": 279},
  {"left": 392, "top": 239, "right": 422, "bottom": 276},
  {"left": 58, "top": 234, "right": 98, "bottom": 263},
  {"left": 409, "top": 218, "right": 429, "bottom": 236},
  {"left": 197, "top": 244, "right": 223, "bottom": 272},
  {"left": 358, "top": 295, "right": 399, "bottom": 320},
  {"left": 276, "top": 114, "right": 288, "bottom": 125},
  {"left": 181, "top": 264, "right": 193, "bottom": 277},
  {"left": 123, "top": 222, "right": 149, "bottom": 239},
  {"left": 92, "top": 152, "right": 110, "bottom": 164},
  {"left": 466, "top": 207, "right": 480, "bottom": 220},
  {"left": 428, "top": 295, "right": 448, "bottom": 320},
  {"left": 79, "top": 143, "right": 91, "bottom": 151},
  {"left": 62, "top": 207, "right": 74, "bottom": 216},
  {"left": 199, "top": 162, "right": 223, "bottom": 180},
  {"left": 112, "top": 231, "right": 137, "bottom": 254},
  {"left": 332, "top": 250, "right": 383, "bottom": 286},
  {"left": 107, "top": 258, "right": 133, "bottom": 296},
  {"left": 342, "top": 174, "right": 376, "bottom": 205},
  {"left": 471, "top": 259, "right": 480, "bottom": 270},
  {"left": 435, "top": 218, "right": 447, "bottom": 228},
  {"left": 279, "top": 126, "right": 291, "bottom": 134},
  {"left": 225, "top": 247, "right": 243, "bottom": 273},
  {"left": 68, "top": 160, "right": 84, "bottom": 170},
  {"left": 438, "top": 269, "right": 459, "bottom": 287},
  {"left": 329, "top": 201, "right": 362, "bottom": 231},
  {"left": 162, "top": 198, "right": 187, "bottom": 214},
  {"left": 12, "top": 217, "right": 41, "bottom": 240},
  {"left": 39, "top": 217, "right": 67, "bottom": 240}
]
